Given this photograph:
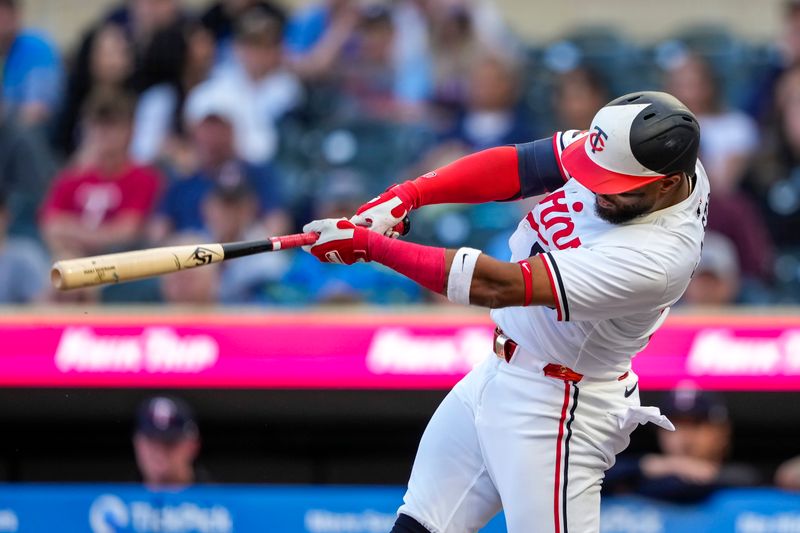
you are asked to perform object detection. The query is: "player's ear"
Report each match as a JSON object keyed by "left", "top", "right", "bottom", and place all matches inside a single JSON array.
[{"left": 658, "top": 173, "right": 683, "bottom": 193}]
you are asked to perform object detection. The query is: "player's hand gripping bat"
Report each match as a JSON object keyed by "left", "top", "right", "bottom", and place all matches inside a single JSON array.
[{"left": 50, "top": 217, "right": 410, "bottom": 290}]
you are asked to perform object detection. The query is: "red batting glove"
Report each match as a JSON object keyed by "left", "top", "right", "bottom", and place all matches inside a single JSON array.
[
  {"left": 350, "top": 182, "right": 419, "bottom": 238},
  {"left": 303, "top": 218, "right": 371, "bottom": 264}
]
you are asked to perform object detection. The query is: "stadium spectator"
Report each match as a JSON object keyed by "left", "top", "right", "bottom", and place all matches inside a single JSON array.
[
  {"left": 745, "top": 64, "right": 800, "bottom": 250},
  {"left": 131, "top": 21, "right": 217, "bottom": 166},
  {"left": 40, "top": 91, "right": 162, "bottom": 261},
  {"left": 0, "top": 0, "right": 62, "bottom": 127},
  {"left": 201, "top": 0, "right": 286, "bottom": 66},
  {"left": 0, "top": 98, "right": 56, "bottom": 238},
  {"left": 186, "top": 9, "right": 302, "bottom": 164},
  {"left": 775, "top": 455, "right": 800, "bottom": 490},
  {"left": 553, "top": 66, "right": 609, "bottom": 131},
  {"left": 427, "top": 5, "right": 478, "bottom": 122},
  {"left": 284, "top": 0, "right": 359, "bottom": 80},
  {"left": 53, "top": 22, "right": 134, "bottom": 157},
  {"left": 148, "top": 84, "right": 290, "bottom": 243},
  {"left": 201, "top": 177, "right": 290, "bottom": 304},
  {"left": 134, "top": 396, "right": 208, "bottom": 487},
  {"left": 335, "top": 4, "right": 430, "bottom": 123},
  {"left": 444, "top": 51, "right": 532, "bottom": 151},
  {"left": 103, "top": 0, "right": 187, "bottom": 92},
  {"left": 604, "top": 386, "right": 762, "bottom": 503},
  {"left": 744, "top": 0, "right": 800, "bottom": 122},
  {"left": 666, "top": 52, "right": 759, "bottom": 194},
  {"left": 681, "top": 232, "right": 741, "bottom": 305},
  {"left": 0, "top": 191, "right": 48, "bottom": 303}
]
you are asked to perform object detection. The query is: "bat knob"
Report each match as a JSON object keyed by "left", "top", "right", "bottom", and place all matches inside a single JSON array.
[{"left": 393, "top": 216, "right": 411, "bottom": 237}]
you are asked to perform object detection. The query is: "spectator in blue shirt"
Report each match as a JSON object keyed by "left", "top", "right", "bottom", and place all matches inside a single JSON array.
[
  {"left": 0, "top": 0, "right": 62, "bottom": 127},
  {"left": 148, "top": 85, "right": 290, "bottom": 243}
]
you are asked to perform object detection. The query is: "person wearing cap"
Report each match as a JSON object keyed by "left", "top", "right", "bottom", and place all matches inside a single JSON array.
[
  {"left": 147, "top": 71, "right": 290, "bottom": 245},
  {"left": 604, "top": 386, "right": 762, "bottom": 503},
  {"left": 133, "top": 396, "right": 208, "bottom": 487},
  {"left": 302, "top": 91, "right": 710, "bottom": 532}
]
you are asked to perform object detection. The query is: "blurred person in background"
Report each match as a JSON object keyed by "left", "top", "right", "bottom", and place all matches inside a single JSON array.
[
  {"left": 553, "top": 66, "right": 609, "bottom": 131},
  {"left": 0, "top": 190, "right": 48, "bottom": 303},
  {"left": 745, "top": 0, "right": 800, "bottom": 122},
  {"left": 158, "top": 232, "right": 221, "bottom": 304},
  {"left": 0, "top": 0, "right": 62, "bottom": 128},
  {"left": 278, "top": 170, "right": 421, "bottom": 304},
  {"left": 201, "top": 177, "right": 290, "bottom": 303},
  {"left": 776, "top": 455, "right": 800, "bottom": 490},
  {"left": 427, "top": 5, "right": 478, "bottom": 125},
  {"left": 604, "top": 386, "right": 762, "bottom": 503},
  {"left": 681, "top": 232, "right": 741, "bottom": 305},
  {"left": 188, "top": 9, "right": 302, "bottom": 164},
  {"left": 54, "top": 22, "right": 134, "bottom": 157},
  {"left": 336, "top": 4, "right": 430, "bottom": 123},
  {"left": 0, "top": 95, "right": 56, "bottom": 238},
  {"left": 666, "top": 52, "right": 759, "bottom": 194},
  {"left": 104, "top": 0, "right": 186, "bottom": 92},
  {"left": 41, "top": 91, "right": 162, "bottom": 261},
  {"left": 148, "top": 85, "right": 289, "bottom": 243},
  {"left": 134, "top": 396, "right": 208, "bottom": 487},
  {"left": 130, "top": 20, "right": 217, "bottom": 166},
  {"left": 666, "top": 52, "right": 774, "bottom": 290},
  {"left": 201, "top": 0, "right": 286, "bottom": 66},
  {"left": 284, "top": 0, "right": 359, "bottom": 80},
  {"left": 746, "top": 64, "right": 800, "bottom": 250},
  {"left": 444, "top": 51, "right": 532, "bottom": 151}
]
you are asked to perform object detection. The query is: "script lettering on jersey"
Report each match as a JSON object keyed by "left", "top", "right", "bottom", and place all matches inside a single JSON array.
[{"left": 535, "top": 190, "right": 582, "bottom": 250}]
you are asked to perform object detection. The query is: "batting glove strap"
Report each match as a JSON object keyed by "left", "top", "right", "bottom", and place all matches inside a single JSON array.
[{"left": 303, "top": 218, "right": 371, "bottom": 264}]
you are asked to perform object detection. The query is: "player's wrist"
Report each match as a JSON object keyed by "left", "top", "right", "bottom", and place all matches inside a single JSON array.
[{"left": 392, "top": 181, "right": 421, "bottom": 210}]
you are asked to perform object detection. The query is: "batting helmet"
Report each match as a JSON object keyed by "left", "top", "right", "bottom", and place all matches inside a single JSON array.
[{"left": 560, "top": 91, "right": 701, "bottom": 194}]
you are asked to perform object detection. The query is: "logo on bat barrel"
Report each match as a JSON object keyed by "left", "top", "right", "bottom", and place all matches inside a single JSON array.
[{"left": 186, "top": 247, "right": 221, "bottom": 267}]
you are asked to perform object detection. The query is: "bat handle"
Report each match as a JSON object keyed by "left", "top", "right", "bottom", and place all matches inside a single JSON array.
[{"left": 270, "top": 232, "right": 319, "bottom": 250}]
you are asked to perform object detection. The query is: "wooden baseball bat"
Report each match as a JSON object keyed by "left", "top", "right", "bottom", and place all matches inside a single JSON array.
[{"left": 50, "top": 232, "right": 319, "bottom": 290}]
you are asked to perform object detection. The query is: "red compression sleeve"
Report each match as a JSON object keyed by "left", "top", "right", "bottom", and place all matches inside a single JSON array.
[
  {"left": 366, "top": 231, "right": 446, "bottom": 293},
  {"left": 402, "top": 146, "right": 520, "bottom": 208}
]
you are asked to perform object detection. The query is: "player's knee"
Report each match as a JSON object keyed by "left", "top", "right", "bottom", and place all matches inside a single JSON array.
[{"left": 390, "top": 513, "right": 431, "bottom": 533}]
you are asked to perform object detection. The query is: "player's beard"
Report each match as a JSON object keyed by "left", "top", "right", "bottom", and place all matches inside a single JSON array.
[{"left": 594, "top": 196, "right": 653, "bottom": 224}]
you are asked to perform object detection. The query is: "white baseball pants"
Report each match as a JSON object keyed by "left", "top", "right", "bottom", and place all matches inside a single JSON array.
[{"left": 398, "top": 355, "right": 653, "bottom": 533}]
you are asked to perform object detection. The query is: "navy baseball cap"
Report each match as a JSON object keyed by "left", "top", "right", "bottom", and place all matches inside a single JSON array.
[
  {"left": 560, "top": 91, "right": 700, "bottom": 194},
  {"left": 661, "top": 387, "right": 728, "bottom": 424},
  {"left": 136, "top": 397, "right": 199, "bottom": 442}
]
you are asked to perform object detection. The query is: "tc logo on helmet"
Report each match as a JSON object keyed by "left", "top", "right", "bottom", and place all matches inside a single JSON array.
[{"left": 589, "top": 126, "right": 608, "bottom": 153}]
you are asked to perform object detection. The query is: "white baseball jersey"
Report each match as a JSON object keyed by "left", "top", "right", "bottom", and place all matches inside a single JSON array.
[{"left": 490, "top": 130, "right": 710, "bottom": 379}]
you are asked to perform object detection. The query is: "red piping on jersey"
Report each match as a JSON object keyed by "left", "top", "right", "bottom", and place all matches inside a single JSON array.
[
  {"left": 526, "top": 212, "right": 550, "bottom": 246},
  {"left": 539, "top": 254, "right": 563, "bottom": 321},
  {"left": 552, "top": 133, "right": 570, "bottom": 183},
  {"left": 553, "top": 381, "right": 571, "bottom": 533}
]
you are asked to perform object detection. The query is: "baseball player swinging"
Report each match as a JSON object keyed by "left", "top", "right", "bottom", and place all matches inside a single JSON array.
[{"left": 304, "top": 91, "right": 708, "bottom": 533}]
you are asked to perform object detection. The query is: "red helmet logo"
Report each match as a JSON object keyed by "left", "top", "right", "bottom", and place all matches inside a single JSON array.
[{"left": 589, "top": 126, "right": 608, "bottom": 153}]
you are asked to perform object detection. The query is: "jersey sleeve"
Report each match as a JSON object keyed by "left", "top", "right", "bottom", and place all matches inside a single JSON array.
[
  {"left": 515, "top": 130, "right": 586, "bottom": 198},
  {"left": 536, "top": 245, "right": 670, "bottom": 322}
]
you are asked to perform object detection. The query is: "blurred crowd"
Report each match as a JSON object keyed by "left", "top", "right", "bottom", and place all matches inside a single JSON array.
[{"left": 2, "top": 0, "right": 800, "bottom": 306}]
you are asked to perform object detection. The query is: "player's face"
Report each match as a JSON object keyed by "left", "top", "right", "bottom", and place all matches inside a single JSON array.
[
  {"left": 594, "top": 187, "right": 657, "bottom": 224},
  {"left": 594, "top": 174, "right": 684, "bottom": 224}
]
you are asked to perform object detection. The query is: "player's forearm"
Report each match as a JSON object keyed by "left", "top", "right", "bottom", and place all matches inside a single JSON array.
[
  {"left": 402, "top": 146, "right": 522, "bottom": 208},
  {"left": 365, "top": 231, "right": 555, "bottom": 309}
]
